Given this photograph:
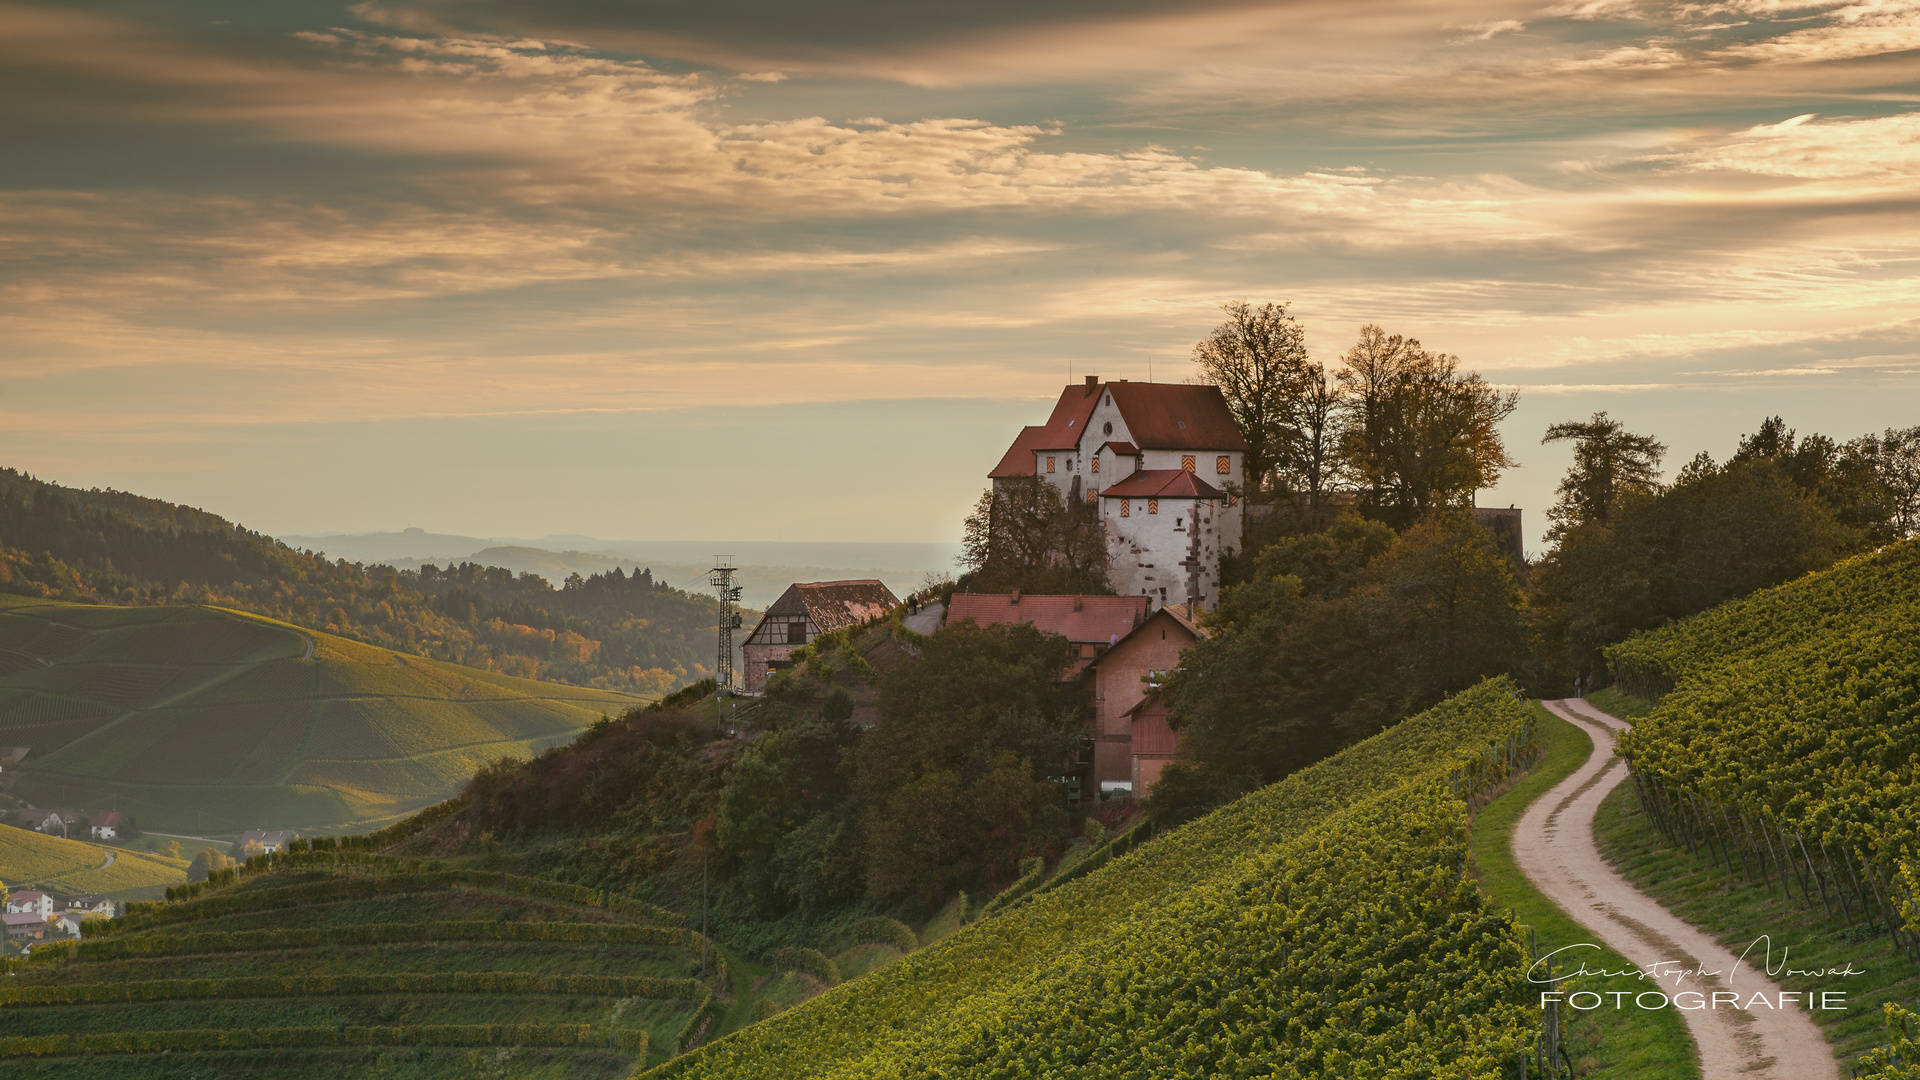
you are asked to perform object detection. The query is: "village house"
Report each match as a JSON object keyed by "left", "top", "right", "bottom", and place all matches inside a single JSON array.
[
  {"left": 990, "top": 377, "right": 1247, "bottom": 612},
  {"left": 944, "top": 593, "right": 1149, "bottom": 674},
  {"left": 88, "top": 810, "right": 127, "bottom": 840},
  {"left": 3, "top": 910, "right": 51, "bottom": 945},
  {"left": 6, "top": 890, "right": 55, "bottom": 918},
  {"left": 239, "top": 829, "right": 292, "bottom": 854},
  {"left": 64, "top": 894, "right": 115, "bottom": 919},
  {"left": 1085, "top": 605, "right": 1206, "bottom": 797},
  {"left": 740, "top": 580, "right": 900, "bottom": 695},
  {"left": 26, "top": 809, "right": 79, "bottom": 836}
]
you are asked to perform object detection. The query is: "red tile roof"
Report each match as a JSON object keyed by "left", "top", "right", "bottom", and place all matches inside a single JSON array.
[
  {"left": 1107, "top": 382, "right": 1247, "bottom": 451},
  {"left": 761, "top": 580, "right": 900, "bottom": 634},
  {"left": 1102, "top": 441, "right": 1140, "bottom": 456},
  {"left": 1030, "top": 379, "right": 1105, "bottom": 451},
  {"left": 1098, "top": 469, "right": 1226, "bottom": 499},
  {"left": 989, "top": 425, "right": 1049, "bottom": 479},
  {"left": 947, "top": 593, "right": 1149, "bottom": 645},
  {"left": 88, "top": 811, "right": 125, "bottom": 829}
]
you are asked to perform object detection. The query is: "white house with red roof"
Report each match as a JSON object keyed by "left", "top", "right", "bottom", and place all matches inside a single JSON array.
[
  {"left": 990, "top": 376, "right": 1246, "bottom": 611},
  {"left": 6, "top": 890, "right": 54, "bottom": 917}
]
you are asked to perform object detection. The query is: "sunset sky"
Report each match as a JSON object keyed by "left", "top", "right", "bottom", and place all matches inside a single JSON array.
[{"left": 5, "top": 0, "right": 1917, "bottom": 553}]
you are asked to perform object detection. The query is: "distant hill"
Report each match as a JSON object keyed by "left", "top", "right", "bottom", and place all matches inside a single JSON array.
[
  {"left": 0, "top": 823, "right": 186, "bottom": 900},
  {"left": 278, "top": 530, "right": 961, "bottom": 607},
  {"left": 0, "top": 596, "right": 641, "bottom": 835},
  {"left": 0, "top": 469, "right": 727, "bottom": 693}
]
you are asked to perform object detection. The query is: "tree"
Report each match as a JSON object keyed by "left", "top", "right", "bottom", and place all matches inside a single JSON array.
[
  {"left": 1190, "top": 301, "right": 1314, "bottom": 497},
  {"left": 1540, "top": 412, "right": 1666, "bottom": 539},
  {"left": 958, "top": 477, "right": 1109, "bottom": 595},
  {"left": 1335, "top": 326, "right": 1518, "bottom": 524},
  {"left": 1853, "top": 425, "right": 1920, "bottom": 538},
  {"left": 187, "top": 848, "right": 234, "bottom": 882}
]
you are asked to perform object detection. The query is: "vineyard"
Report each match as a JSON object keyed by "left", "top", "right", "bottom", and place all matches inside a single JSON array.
[
  {"left": 654, "top": 678, "right": 1544, "bottom": 1080},
  {"left": 1607, "top": 538, "right": 1920, "bottom": 1075},
  {"left": 0, "top": 826, "right": 187, "bottom": 895},
  {"left": 0, "top": 857, "right": 720, "bottom": 1077},
  {"left": 0, "top": 596, "right": 642, "bottom": 834}
]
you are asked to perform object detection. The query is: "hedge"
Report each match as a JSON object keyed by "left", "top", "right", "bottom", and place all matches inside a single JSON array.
[
  {"left": 850, "top": 917, "right": 917, "bottom": 955},
  {"left": 36, "top": 920, "right": 710, "bottom": 965},
  {"left": 676, "top": 986, "right": 717, "bottom": 1053},
  {"left": 101, "top": 870, "right": 682, "bottom": 937},
  {"left": 0, "top": 1021, "right": 593, "bottom": 1059},
  {"left": 0, "top": 971, "right": 702, "bottom": 1007},
  {"left": 974, "top": 856, "right": 1045, "bottom": 919},
  {"left": 338, "top": 794, "right": 472, "bottom": 851},
  {"left": 768, "top": 947, "right": 840, "bottom": 987}
]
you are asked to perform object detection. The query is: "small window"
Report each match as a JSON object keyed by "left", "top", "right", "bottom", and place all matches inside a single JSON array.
[
  {"left": 1103, "top": 421, "right": 1113, "bottom": 435},
  {"left": 1091, "top": 457, "right": 1099, "bottom": 474},
  {"left": 1216, "top": 456, "right": 1231, "bottom": 475},
  {"left": 1088, "top": 488, "right": 1099, "bottom": 502},
  {"left": 786, "top": 621, "right": 807, "bottom": 644},
  {"left": 1120, "top": 500, "right": 1130, "bottom": 518},
  {"left": 1148, "top": 498, "right": 1159, "bottom": 515},
  {"left": 1047, "top": 457, "right": 1056, "bottom": 473},
  {"left": 1181, "top": 455, "right": 1195, "bottom": 473},
  {"left": 1227, "top": 493, "right": 1238, "bottom": 507}
]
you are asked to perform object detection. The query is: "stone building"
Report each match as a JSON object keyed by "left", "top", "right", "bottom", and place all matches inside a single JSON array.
[{"left": 989, "top": 377, "right": 1246, "bottom": 611}]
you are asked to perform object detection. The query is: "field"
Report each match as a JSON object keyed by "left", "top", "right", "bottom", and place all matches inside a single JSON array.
[
  {"left": 656, "top": 678, "right": 1545, "bottom": 1079},
  {"left": 0, "top": 825, "right": 187, "bottom": 897},
  {"left": 0, "top": 597, "right": 644, "bottom": 836},
  {"left": 0, "top": 855, "right": 714, "bottom": 1077}
]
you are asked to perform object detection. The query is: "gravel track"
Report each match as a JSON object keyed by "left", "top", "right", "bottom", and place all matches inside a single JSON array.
[{"left": 1513, "top": 698, "right": 1837, "bottom": 1080}]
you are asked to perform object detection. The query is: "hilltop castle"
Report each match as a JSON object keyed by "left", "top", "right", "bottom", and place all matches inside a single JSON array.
[{"left": 990, "top": 377, "right": 1247, "bottom": 612}]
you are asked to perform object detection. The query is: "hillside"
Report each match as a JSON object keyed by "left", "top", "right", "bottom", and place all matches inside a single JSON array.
[
  {"left": 0, "top": 851, "right": 712, "bottom": 1077},
  {"left": 0, "top": 825, "right": 186, "bottom": 899},
  {"left": 0, "top": 596, "right": 641, "bottom": 835},
  {"left": 660, "top": 679, "right": 1542, "bottom": 1078},
  {"left": 0, "top": 468, "right": 729, "bottom": 693}
]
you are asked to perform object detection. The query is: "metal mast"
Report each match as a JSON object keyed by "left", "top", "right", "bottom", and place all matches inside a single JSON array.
[{"left": 708, "top": 558, "right": 741, "bottom": 694}]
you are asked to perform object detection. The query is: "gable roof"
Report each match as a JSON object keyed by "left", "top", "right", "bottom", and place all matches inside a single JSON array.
[
  {"left": 3, "top": 912, "right": 47, "bottom": 927},
  {"left": 1106, "top": 382, "right": 1247, "bottom": 451},
  {"left": 9, "top": 891, "right": 47, "bottom": 903},
  {"left": 1089, "top": 605, "right": 1209, "bottom": 673},
  {"left": 1029, "top": 378, "right": 1105, "bottom": 451},
  {"left": 1099, "top": 469, "right": 1226, "bottom": 499},
  {"left": 947, "top": 593, "right": 1149, "bottom": 645},
  {"left": 89, "top": 811, "right": 125, "bottom": 829},
  {"left": 989, "top": 425, "right": 1051, "bottom": 479},
  {"left": 240, "top": 829, "right": 290, "bottom": 845},
  {"left": 764, "top": 581, "right": 899, "bottom": 634},
  {"left": 1101, "top": 441, "right": 1140, "bottom": 457}
]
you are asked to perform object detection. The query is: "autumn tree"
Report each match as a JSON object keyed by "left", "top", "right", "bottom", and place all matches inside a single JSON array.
[
  {"left": 1335, "top": 325, "right": 1518, "bottom": 525},
  {"left": 958, "top": 477, "right": 1109, "bottom": 595},
  {"left": 1540, "top": 412, "right": 1666, "bottom": 540}
]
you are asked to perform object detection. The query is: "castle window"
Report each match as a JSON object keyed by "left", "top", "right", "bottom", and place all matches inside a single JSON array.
[
  {"left": 1181, "top": 455, "right": 1195, "bottom": 472},
  {"left": 1120, "top": 500, "right": 1130, "bottom": 517},
  {"left": 1227, "top": 493, "right": 1238, "bottom": 507},
  {"left": 1148, "top": 499, "right": 1159, "bottom": 514},
  {"left": 1047, "top": 457, "right": 1056, "bottom": 473},
  {"left": 1091, "top": 457, "right": 1099, "bottom": 474},
  {"left": 1216, "top": 456, "right": 1231, "bottom": 475},
  {"left": 1088, "top": 488, "right": 1099, "bottom": 502},
  {"left": 1103, "top": 420, "right": 1113, "bottom": 435}
]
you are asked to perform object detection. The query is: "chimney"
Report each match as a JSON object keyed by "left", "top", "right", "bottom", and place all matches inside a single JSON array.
[
  {"left": 1073, "top": 595, "right": 1083, "bottom": 611},
  {"left": 1010, "top": 589, "right": 1021, "bottom": 605},
  {"left": 1083, "top": 375, "right": 1098, "bottom": 395}
]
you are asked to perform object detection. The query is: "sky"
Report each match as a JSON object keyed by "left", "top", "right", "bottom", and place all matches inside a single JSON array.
[{"left": 4, "top": 0, "right": 1917, "bottom": 555}]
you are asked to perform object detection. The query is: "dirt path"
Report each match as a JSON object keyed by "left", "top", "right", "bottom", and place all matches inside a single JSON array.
[{"left": 1514, "top": 699, "right": 1837, "bottom": 1080}]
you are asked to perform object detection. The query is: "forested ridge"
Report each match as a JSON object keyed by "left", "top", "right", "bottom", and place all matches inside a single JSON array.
[{"left": 0, "top": 469, "right": 723, "bottom": 693}]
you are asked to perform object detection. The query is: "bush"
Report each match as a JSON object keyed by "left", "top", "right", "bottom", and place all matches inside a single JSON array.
[
  {"left": 768, "top": 946, "right": 840, "bottom": 986},
  {"left": 850, "top": 917, "right": 917, "bottom": 954}
]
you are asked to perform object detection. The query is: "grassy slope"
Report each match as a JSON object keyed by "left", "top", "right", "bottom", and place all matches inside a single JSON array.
[
  {"left": 3, "top": 867, "right": 709, "bottom": 1077},
  {"left": 1593, "top": 780, "right": 1920, "bottom": 1073},
  {"left": 0, "top": 824, "right": 186, "bottom": 898},
  {"left": 1469, "top": 704, "right": 1697, "bottom": 1079},
  {"left": 655, "top": 680, "right": 1539, "bottom": 1079},
  {"left": 0, "top": 596, "right": 642, "bottom": 835}
]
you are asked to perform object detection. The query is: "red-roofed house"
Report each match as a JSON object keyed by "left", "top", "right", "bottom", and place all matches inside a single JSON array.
[
  {"left": 945, "top": 592, "right": 1149, "bottom": 672},
  {"left": 988, "top": 376, "right": 1246, "bottom": 611},
  {"left": 88, "top": 811, "right": 127, "bottom": 840},
  {"left": 742, "top": 580, "right": 901, "bottom": 694},
  {"left": 1086, "top": 605, "right": 1206, "bottom": 795}
]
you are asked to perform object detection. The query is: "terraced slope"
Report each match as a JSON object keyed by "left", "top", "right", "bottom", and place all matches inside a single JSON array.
[
  {"left": 0, "top": 824, "right": 187, "bottom": 897},
  {"left": 0, "top": 597, "right": 642, "bottom": 835},
  {"left": 657, "top": 678, "right": 1543, "bottom": 1080},
  {"left": 0, "top": 858, "right": 716, "bottom": 1078}
]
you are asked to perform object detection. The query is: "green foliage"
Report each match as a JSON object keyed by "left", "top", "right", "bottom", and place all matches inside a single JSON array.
[
  {"left": 33, "top": 920, "right": 705, "bottom": 965},
  {"left": 0, "top": 972, "right": 699, "bottom": 1007},
  {"left": 1858, "top": 1004, "right": 1920, "bottom": 1080},
  {"left": 957, "top": 476, "right": 1111, "bottom": 595},
  {"left": 1156, "top": 510, "right": 1521, "bottom": 821},
  {"left": 767, "top": 947, "right": 840, "bottom": 986},
  {"left": 0, "top": 824, "right": 184, "bottom": 897},
  {"left": 1530, "top": 445, "right": 1874, "bottom": 685},
  {"left": 652, "top": 680, "right": 1538, "bottom": 1080},
  {"left": 849, "top": 916, "right": 917, "bottom": 954}
]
